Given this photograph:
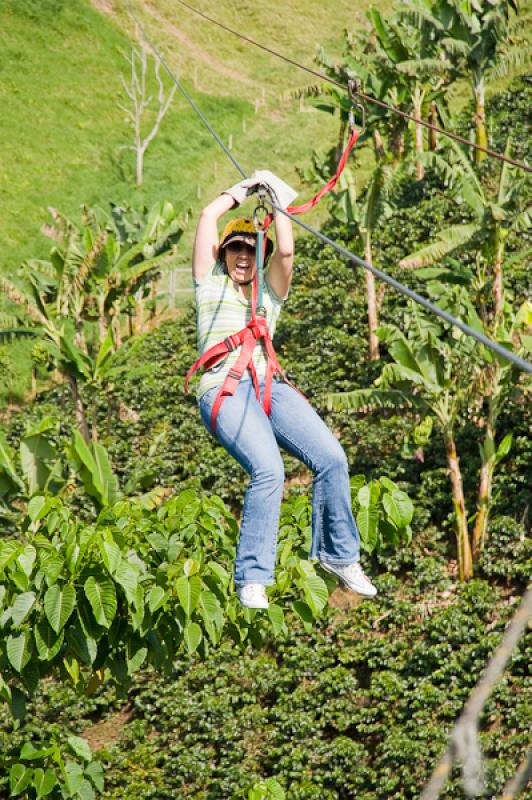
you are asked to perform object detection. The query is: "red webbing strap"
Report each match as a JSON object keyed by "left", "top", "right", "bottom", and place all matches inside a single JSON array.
[
  {"left": 184, "top": 331, "right": 244, "bottom": 393},
  {"left": 210, "top": 326, "right": 259, "bottom": 432},
  {"left": 263, "top": 128, "right": 361, "bottom": 228}
]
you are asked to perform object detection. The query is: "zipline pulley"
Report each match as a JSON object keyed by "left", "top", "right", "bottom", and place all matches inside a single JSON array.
[
  {"left": 348, "top": 79, "right": 366, "bottom": 134},
  {"left": 252, "top": 185, "right": 272, "bottom": 318},
  {"left": 252, "top": 184, "right": 272, "bottom": 232}
]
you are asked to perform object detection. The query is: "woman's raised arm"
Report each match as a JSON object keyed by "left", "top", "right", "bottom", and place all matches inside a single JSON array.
[{"left": 192, "top": 180, "right": 249, "bottom": 284}]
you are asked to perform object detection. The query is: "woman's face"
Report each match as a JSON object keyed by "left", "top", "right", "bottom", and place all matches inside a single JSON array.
[{"left": 224, "top": 239, "right": 257, "bottom": 285}]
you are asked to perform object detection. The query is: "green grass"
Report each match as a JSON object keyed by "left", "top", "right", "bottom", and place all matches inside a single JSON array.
[
  {"left": 0, "top": 0, "right": 528, "bottom": 348},
  {"left": 0, "top": 0, "right": 396, "bottom": 273}
]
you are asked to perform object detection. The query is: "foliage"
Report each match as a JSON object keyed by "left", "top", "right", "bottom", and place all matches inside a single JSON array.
[
  {"left": 0, "top": 419, "right": 65, "bottom": 524},
  {"left": 2, "top": 544, "right": 527, "bottom": 800},
  {"left": 0, "top": 484, "right": 410, "bottom": 723},
  {"left": 3, "top": 737, "right": 102, "bottom": 800}
]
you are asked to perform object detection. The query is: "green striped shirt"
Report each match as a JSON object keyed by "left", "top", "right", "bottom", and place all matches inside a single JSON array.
[{"left": 193, "top": 261, "right": 287, "bottom": 399}]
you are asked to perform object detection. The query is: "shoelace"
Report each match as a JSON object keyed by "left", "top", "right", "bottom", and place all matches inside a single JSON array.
[{"left": 242, "top": 585, "right": 266, "bottom": 599}]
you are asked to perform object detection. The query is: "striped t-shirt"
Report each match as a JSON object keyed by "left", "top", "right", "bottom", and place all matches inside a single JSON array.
[{"left": 193, "top": 261, "right": 287, "bottom": 399}]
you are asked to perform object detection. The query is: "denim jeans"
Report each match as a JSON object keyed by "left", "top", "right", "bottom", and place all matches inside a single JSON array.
[{"left": 199, "top": 379, "right": 360, "bottom": 586}]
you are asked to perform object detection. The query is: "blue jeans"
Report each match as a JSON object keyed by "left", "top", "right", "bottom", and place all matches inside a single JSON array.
[{"left": 199, "top": 379, "right": 360, "bottom": 586}]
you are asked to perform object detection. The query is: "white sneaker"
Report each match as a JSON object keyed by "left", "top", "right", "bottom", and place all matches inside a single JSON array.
[
  {"left": 319, "top": 560, "right": 378, "bottom": 597},
  {"left": 237, "top": 583, "right": 269, "bottom": 609}
]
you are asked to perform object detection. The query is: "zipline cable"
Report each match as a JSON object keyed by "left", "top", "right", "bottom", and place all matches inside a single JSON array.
[
  {"left": 123, "top": 1, "right": 532, "bottom": 375},
  {"left": 174, "top": 0, "right": 532, "bottom": 175}
]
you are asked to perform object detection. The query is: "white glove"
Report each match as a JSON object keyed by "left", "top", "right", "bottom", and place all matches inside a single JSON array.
[
  {"left": 222, "top": 180, "right": 249, "bottom": 207},
  {"left": 242, "top": 170, "right": 298, "bottom": 210}
]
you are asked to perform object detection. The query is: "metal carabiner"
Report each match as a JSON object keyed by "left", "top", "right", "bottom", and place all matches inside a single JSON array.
[
  {"left": 253, "top": 183, "right": 271, "bottom": 231},
  {"left": 347, "top": 79, "right": 366, "bottom": 134},
  {"left": 253, "top": 202, "right": 269, "bottom": 232}
]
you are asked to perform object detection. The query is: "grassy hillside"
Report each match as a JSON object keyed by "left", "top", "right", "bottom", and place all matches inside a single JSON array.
[{"left": 0, "top": 0, "right": 394, "bottom": 274}]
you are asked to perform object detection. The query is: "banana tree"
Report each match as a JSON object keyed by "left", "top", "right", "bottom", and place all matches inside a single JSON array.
[
  {"left": 400, "top": 138, "right": 531, "bottom": 319},
  {"left": 327, "top": 303, "right": 480, "bottom": 579},
  {"left": 42, "top": 201, "right": 187, "bottom": 347},
  {"left": 435, "top": 0, "right": 521, "bottom": 163},
  {"left": 414, "top": 266, "right": 530, "bottom": 557},
  {"left": 331, "top": 158, "right": 400, "bottom": 360},
  {"left": 367, "top": 5, "right": 453, "bottom": 177}
]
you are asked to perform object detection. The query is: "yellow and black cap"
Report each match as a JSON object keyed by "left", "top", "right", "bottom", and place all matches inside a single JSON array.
[{"left": 219, "top": 217, "right": 274, "bottom": 261}]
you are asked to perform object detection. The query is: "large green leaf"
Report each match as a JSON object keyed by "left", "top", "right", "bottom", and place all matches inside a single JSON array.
[
  {"left": 0, "top": 431, "right": 25, "bottom": 493},
  {"left": 33, "top": 767, "right": 57, "bottom": 798},
  {"left": 183, "top": 622, "right": 202, "bottom": 654},
  {"left": 301, "top": 575, "right": 328, "bottom": 615},
  {"left": 11, "top": 592, "right": 36, "bottom": 627},
  {"left": 6, "top": 631, "right": 33, "bottom": 672},
  {"left": 70, "top": 432, "right": 120, "bottom": 508},
  {"left": 400, "top": 224, "right": 479, "bottom": 268},
  {"left": 267, "top": 603, "right": 286, "bottom": 637},
  {"left": 17, "top": 545, "right": 37, "bottom": 578},
  {"left": 114, "top": 561, "right": 139, "bottom": 601},
  {"left": 148, "top": 585, "right": 168, "bottom": 613},
  {"left": 0, "top": 540, "right": 19, "bottom": 572},
  {"left": 356, "top": 506, "right": 379, "bottom": 552},
  {"left": 66, "top": 619, "right": 97, "bottom": 666},
  {"left": 99, "top": 539, "right": 121, "bottom": 575},
  {"left": 126, "top": 637, "right": 148, "bottom": 675},
  {"left": 44, "top": 584, "right": 76, "bottom": 634},
  {"left": 85, "top": 761, "right": 104, "bottom": 792},
  {"left": 19, "top": 432, "right": 58, "bottom": 496},
  {"left": 326, "top": 388, "right": 419, "bottom": 413},
  {"left": 67, "top": 735, "right": 93, "bottom": 762},
  {"left": 9, "top": 764, "right": 32, "bottom": 796},
  {"left": 84, "top": 576, "right": 117, "bottom": 628},
  {"left": 92, "top": 442, "right": 120, "bottom": 506},
  {"left": 176, "top": 575, "right": 202, "bottom": 617},
  {"left": 383, "top": 490, "right": 414, "bottom": 529},
  {"left": 34, "top": 621, "right": 64, "bottom": 662}
]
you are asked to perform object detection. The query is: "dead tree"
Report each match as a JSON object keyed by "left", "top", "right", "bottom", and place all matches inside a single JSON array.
[{"left": 118, "top": 38, "right": 177, "bottom": 187}]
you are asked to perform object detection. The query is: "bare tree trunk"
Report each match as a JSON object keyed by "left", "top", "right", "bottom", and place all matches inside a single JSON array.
[
  {"left": 112, "top": 302, "right": 123, "bottom": 348},
  {"left": 119, "top": 44, "right": 178, "bottom": 188},
  {"left": 364, "top": 234, "right": 380, "bottom": 362},
  {"left": 91, "top": 393, "right": 99, "bottom": 443},
  {"left": 149, "top": 280, "right": 158, "bottom": 322},
  {"left": 373, "top": 129, "right": 386, "bottom": 160},
  {"left": 390, "top": 122, "right": 405, "bottom": 164},
  {"left": 413, "top": 87, "right": 424, "bottom": 180},
  {"left": 98, "top": 296, "right": 108, "bottom": 347},
  {"left": 74, "top": 316, "right": 88, "bottom": 354},
  {"left": 474, "top": 78, "right": 487, "bottom": 165},
  {"left": 429, "top": 101, "right": 438, "bottom": 151},
  {"left": 67, "top": 373, "right": 90, "bottom": 443},
  {"left": 31, "top": 367, "right": 37, "bottom": 401},
  {"left": 473, "top": 394, "right": 498, "bottom": 557},
  {"left": 493, "top": 235, "right": 505, "bottom": 318},
  {"left": 473, "top": 447, "right": 495, "bottom": 559},
  {"left": 445, "top": 430, "right": 473, "bottom": 580},
  {"left": 134, "top": 289, "right": 144, "bottom": 336}
]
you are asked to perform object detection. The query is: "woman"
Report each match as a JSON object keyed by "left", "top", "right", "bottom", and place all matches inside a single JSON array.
[{"left": 191, "top": 171, "right": 377, "bottom": 609}]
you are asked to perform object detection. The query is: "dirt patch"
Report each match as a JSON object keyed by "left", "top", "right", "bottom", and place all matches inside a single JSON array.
[
  {"left": 82, "top": 705, "right": 135, "bottom": 753},
  {"left": 328, "top": 587, "right": 364, "bottom": 611},
  {"left": 143, "top": 2, "right": 257, "bottom": 88},
  {"left": 89, "top": 0, "right": 114, "bottom": 14}
]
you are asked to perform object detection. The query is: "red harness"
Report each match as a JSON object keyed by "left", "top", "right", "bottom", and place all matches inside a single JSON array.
[{"left": 185, "top": 128, "right": 361, "bottom": 433}]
